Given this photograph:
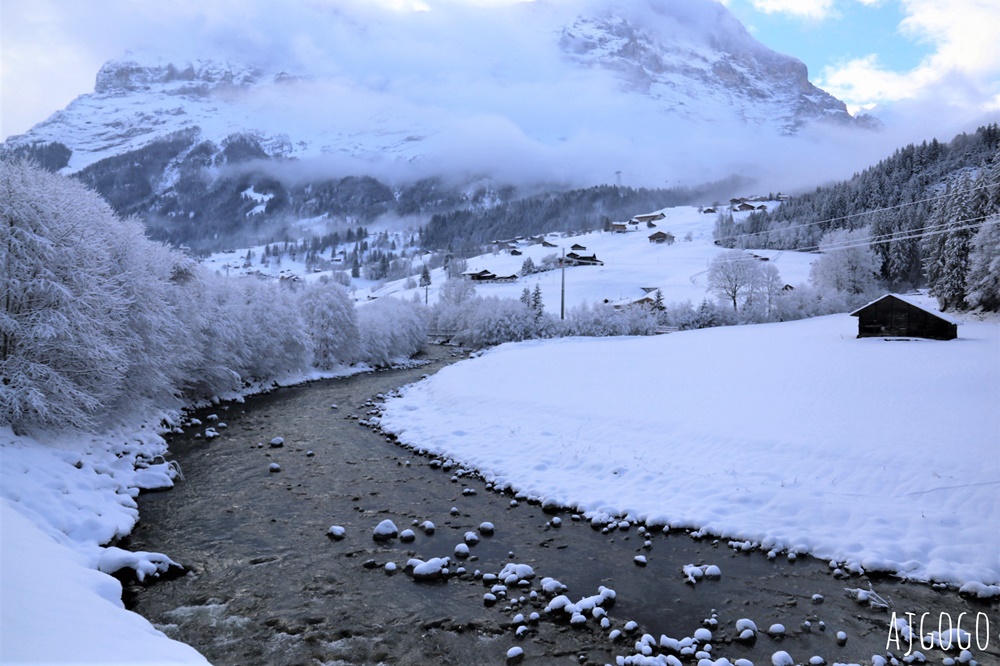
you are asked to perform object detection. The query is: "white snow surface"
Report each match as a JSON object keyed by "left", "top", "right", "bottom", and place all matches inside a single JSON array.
[
  {"left": 0, "top": 426, "right": 208, "bottom": 663},
  {"left": 379, "top": 314, "right": 1000, "bottom": 585}
]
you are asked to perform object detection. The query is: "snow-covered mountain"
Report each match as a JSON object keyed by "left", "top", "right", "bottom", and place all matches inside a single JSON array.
[{"left": 5, "top": 1, "right": 864, "bottom": 174}]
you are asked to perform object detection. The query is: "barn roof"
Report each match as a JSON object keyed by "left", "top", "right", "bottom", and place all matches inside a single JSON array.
[{"left": 850, "top": 293, "right": 961, "bottom": 326}]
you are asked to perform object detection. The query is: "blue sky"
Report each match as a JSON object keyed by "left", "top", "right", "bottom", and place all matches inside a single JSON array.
[
  {"left": 727, "top": 0, "right": 932, "bottom": 75},
  {"left": 1, "top": 0, "right": 997, "bottom": 140}
]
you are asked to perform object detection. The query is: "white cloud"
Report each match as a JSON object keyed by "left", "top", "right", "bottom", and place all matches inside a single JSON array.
[
  {"left": 747, "top": 0, "right": 835, "bottom": 19},
  {"left": 818, "top": 0, "right": 1000, "bottom": 128}
]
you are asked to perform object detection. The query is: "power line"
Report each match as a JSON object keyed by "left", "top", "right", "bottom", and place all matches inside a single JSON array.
[
  {"left": 708, "top": 216, "right": 995, "bottom": 262},
  {"left": 794, "top": 216, "right": 995, "bottom": 255},
  {"left": 712, "top": 183, "right": 994, "bottom": 247}
]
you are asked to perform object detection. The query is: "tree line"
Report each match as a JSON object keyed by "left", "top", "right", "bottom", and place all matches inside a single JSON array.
[
  {"left": 715, "top": 124, "right": 1000, "bottom": 311},
  {"left": 0, "top": 161, "right": 425, "bottom": 434}
]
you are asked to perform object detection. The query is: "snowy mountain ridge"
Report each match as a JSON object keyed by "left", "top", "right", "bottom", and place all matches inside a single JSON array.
[{"left": 558, "top": 12, "right": 852, "bottom": 131}]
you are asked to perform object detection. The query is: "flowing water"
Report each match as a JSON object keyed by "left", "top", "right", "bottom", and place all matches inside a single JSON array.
[{"left": 125, "top": 346, "right": 999, "bottom": 665}]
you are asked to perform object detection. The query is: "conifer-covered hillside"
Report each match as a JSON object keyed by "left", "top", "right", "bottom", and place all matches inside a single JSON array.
[{"left": 714, "top": 124, "right": 1000, "bottom": 310}]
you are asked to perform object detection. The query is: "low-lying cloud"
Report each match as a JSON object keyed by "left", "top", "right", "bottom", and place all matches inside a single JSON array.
[{"left": 3, "top": 0, "right": 996, "bottom": 196}]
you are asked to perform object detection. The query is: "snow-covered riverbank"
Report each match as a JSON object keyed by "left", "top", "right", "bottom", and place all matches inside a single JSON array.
[
  {"left": 0, "top": 424, "right": 210, "bottom": 663},
  {"left": 0, "top": 363, "right": 384, "bottom": 664}
]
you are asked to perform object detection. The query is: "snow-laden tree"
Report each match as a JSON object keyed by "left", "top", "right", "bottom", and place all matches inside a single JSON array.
[
  {"left": 707, "top": 250, "right": 765, "bottom": 312},
  {"left": 299, "top": 279, "right": 360, "bottom": 370},
  {"left": 736, "top": 261, "right": 785, "bottom": 323},
  {"left": 357, "top": 298, "right": 427, "bottom": 367},
  {"left": 2, "top": 161, "right": 141, "bottom": 431},
  {"left": 809, "top": 228, "right": 881, "bottom": 305},
  {"left": 175, "top": 273, "right": 252, "bottom": 399},
  {"left": 429, "top": 278, "right": 477, "bottom": 334},
  {"left": 563, "top": 302, "right": 656, "bottom": 337},
  {"left": 239, "top": 281, "right": 311, "bottom": 381},
  {"left": 99, "top": 222, "right": 195, "bottom": 422},
  {"left": 454, "top": 297, "right": 538, "bottom": 348},
  {"left": 965, "top": 215, "right": 1000, "bottom": 311}
]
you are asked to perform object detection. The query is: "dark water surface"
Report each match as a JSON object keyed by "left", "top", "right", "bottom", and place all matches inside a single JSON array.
[{"left": 125, "top": 347, "right": 999, "bottom": 665}]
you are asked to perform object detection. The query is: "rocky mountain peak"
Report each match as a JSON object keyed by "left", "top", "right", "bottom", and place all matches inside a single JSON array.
[{"left": 94, "top": 58, "right": 265, "bottom": 96}]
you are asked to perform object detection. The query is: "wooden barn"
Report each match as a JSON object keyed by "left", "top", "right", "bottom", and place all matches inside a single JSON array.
[{"left": 850, "top": 294, "right": 959, "bottom": 340}]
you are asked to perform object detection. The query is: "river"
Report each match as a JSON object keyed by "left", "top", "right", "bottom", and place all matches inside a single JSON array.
[{"left": 124, "top": 346, "right": 999, "bottom": 665}]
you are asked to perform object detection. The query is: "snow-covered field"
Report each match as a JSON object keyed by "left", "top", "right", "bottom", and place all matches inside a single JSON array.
[{"left": 380, "top": 312, "right": 1000, "bottom": 587}]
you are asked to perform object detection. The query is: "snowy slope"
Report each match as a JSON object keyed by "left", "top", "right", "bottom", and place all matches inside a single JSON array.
[
  {"left": 195, "top": 202, "right": 813, "bottom": 310},
  {"left": 368, "top": 203, "right": 813, "bottom": 309},
  {"left": 379, "top": 314, "right": 1000, "bottom": 586}
]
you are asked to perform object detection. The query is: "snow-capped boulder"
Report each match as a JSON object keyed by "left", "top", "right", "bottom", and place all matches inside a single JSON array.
[{"left": 373, "top": 519, "right": 399, "bottom": 541}]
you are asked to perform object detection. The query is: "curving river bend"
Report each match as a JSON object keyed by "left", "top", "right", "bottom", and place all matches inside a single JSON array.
[{"left": 124, "top": 346, "right": 999, "bottom": 665}]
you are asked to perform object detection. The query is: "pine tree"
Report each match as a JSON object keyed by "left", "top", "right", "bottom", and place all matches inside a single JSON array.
[
  {"left": 531, "top": 284, "right": 544, "bottom": 316},
  {"left": 931, "top": 174, "right": 979, "bottom": 310},
  {"left": 965, "top": 215, "right": 1000, "bottom": 311},
  {"left": 419, "top": 264, "right": 431, "bottom": 287}
]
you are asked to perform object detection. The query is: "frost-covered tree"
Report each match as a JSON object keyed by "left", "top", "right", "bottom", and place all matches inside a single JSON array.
[
  {"left": 357, "top": 298, "right": 427, "bottom": 367},
  {"left": 299, "top": 279, "right": 360, "bottom": 369},
  {"left": 563, "top": 302, "right": 656, "bottom": 337},
  {"left": 99, "top": 223, "right": 194, "bottom": 421},
  {"left": 809, "top": 228, "right": 880, "bottom": 304},
  {"left": 238, "top": 281, "right": 311, "bottom": 381},
  {"left": 418, "top": 264, "right": 431, "bottom": 288},
  {"left": 520, "top": 256, "right": 536, "bottom": 275},
  {"left": 2, "top": 161, "right": 145, "bottom": 431},
  {"left": 453, "top": 297, "right": 538, "bottom": 348},
  {"left": 707, "top": 250, "right": 764, "bottom": 312}
]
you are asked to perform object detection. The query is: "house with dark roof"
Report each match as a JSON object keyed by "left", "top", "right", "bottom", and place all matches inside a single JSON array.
[
  {"left": 849, "top": 294, "right": 959, "bottom": 340},
  {"left": 633, "top": 212, "right": 666, "bottom": 224},
  {"left": 563, "top": 252, "right": 604, "bottom": 267}
]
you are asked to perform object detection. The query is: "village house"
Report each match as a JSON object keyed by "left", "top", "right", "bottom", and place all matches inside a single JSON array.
[
  {"left": 632, "top": 212, "right": 666, "bottom": 224},
  {"left": 563, "top": 252, "right": 604, "bottom": 267},
  {"left": 648, "top": 231, "right": 675, "bottom": 244},
  {"left": 462, "top": 269, "right": 518, "bottom": 283}
]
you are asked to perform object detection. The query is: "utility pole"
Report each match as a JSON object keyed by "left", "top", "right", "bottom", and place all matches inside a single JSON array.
[
  {"left": 425, "top": 284, "right": 429, "bottom": 305},
  {"left": 560, "top": 248, "right": 565, "bottom": 321}
]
